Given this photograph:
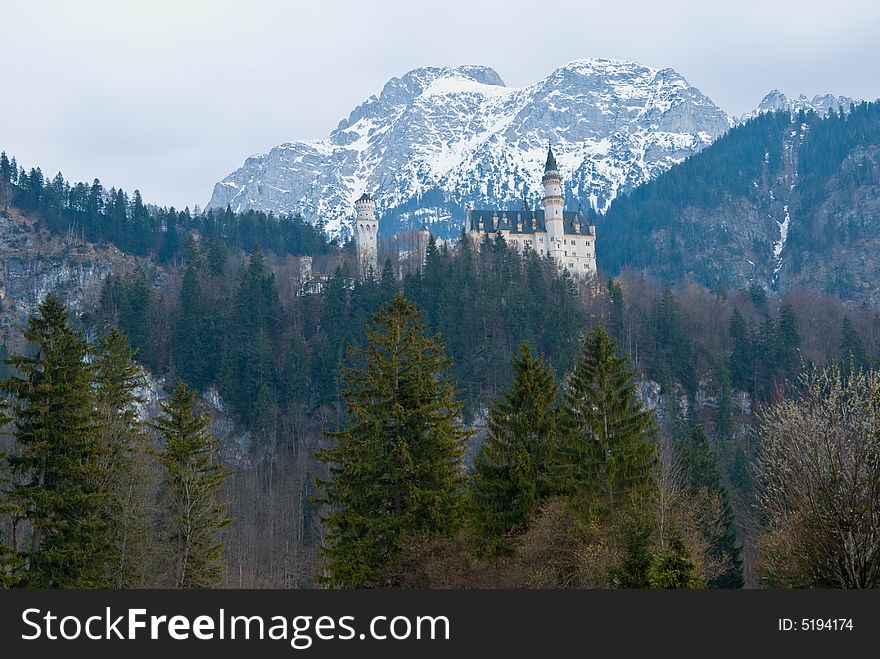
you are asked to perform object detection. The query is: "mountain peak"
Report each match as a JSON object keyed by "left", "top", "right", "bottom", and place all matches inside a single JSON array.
[
  {"left": 746, "top": 89, "right": 860, "bottom": 122},
  {"left": 209, "top": 59, "right": 732, "bottom": 237},
  {"left": 558, "top": 57, "right": 654, "bottom": 73}
]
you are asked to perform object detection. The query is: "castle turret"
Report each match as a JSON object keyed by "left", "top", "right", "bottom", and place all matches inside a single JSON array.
[
  {"left": 542, "top": 145, "right": 564, "bottom": 262},
  {"left": 354, "top": 192, "right": 378, "bottom": 278}
]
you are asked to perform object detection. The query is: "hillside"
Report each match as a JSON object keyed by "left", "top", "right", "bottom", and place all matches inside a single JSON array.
[{"left": 599, "top": 102, "right": 880, "bottom": 304}]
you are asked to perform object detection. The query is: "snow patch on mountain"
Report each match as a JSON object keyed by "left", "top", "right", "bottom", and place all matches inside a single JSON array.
[{"left": 773, "top": 204, "right": 791, "bottom": 277}]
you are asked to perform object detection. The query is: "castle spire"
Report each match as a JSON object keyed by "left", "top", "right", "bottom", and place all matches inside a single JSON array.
[{"left": 544, "top": 143, "right": 558, "bottom": 173}]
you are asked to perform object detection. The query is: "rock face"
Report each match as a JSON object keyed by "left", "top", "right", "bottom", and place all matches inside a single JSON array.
[
  {"left": 0, "top": 208, "right": 140, "bottom": 342},
  {"left": 208, "top": 59, "right": 732, "bottom": 238}
]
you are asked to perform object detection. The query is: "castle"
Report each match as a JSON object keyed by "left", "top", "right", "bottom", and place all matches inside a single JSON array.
[{"left": 354, "top": 146, "right": 597, "bottom": 278}]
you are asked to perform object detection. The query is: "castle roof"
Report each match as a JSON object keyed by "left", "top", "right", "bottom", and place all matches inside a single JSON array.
[
  {"left": 544, "top": 145, "right": 558, "bottom": 173},
  {"left": 356, "top": 192, "right": 374, "bottom": 203},
  {"left": 468, "top": 208, "right": 594, "bottom": 236}
]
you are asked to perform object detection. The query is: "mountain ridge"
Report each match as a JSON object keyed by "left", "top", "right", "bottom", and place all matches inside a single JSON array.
[{"left": 207, "top": 58, "right": 732, "bottom": 237}]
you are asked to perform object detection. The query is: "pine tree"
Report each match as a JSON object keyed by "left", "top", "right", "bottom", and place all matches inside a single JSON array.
[
  {"left": 677, "top": 425, "right": 743, "bottom": 588},
  {"left": 94, "top": 329, "right": 156, "bottom": 587},
  {"left": 610, "top": 519, "right": 654, "bottom": 588},
  {"left": 154, "top": 382, "right": 230, "bottom": 588},
  {"left": 380, "top": 258, "right": 396, "bottom": 303},
  {"left": 1, "top": 295, "right": 110, "bottom": 587},
  {"left": 0, "top": 152, "right": 11, "bottom": 183},
  {"left": 715, "top": 362, "right": 733, "bottom": 441},
  {"left": 728, "top": 308, "right": 753, "bottom": 393},
  {"left": 173, "top": 254, "right": 219, "bottom": 390},
  {"left": 553, "top": 324, "right": 656, "bottom": 515},
  {"left": 222, "top": 248, "right": 282, "bottom": 427},
  {"left": 316, "top": 294, "right": 469, "bottom": 587},
  {"left": 652, "top": 289, "right": 694, "bottom": 392},
  {"left": 775, "top": 303, "right": 801, "bottom": 381},
  {"left": 470, "top": 342, "right": 558, "bottom": 553},
  {"left": 646, "top": 536, "right": 705, "bottom": 589}
]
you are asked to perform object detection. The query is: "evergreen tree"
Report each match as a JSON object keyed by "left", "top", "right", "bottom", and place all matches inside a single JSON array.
[
  {"left": 154, "top": 382, "right": 230, "bottom": 588},
  {"left": 646, "top": 536, "right": 705, "bottom": 589},
  {"left": 380, "top": 258, "right": 397, "bottom": 303},
  {"left": 715, "top": 362, "right": 733, "bottom": 441},
  {"left": 676, "top": 426, "right": 743, "bottom": 588},
  {"left": 553, "top": 324, "right": 657, "bottom": 515},
  {"left": 94, "top": 329, "right": 156, "bottom": 587},
  {"left": 222, "top": 248, "right": 281, "bottom": 427},
  {"left": 775, "top": 303, "right": 801, "bottom": 381},
  {"left": 652, "top": 289, "right": 694, "bottom": 392},
  {"left": 1, "top": 295, "right": 110, "bottom": 587},
  {"left": 316, "top": 294, "right": 469, "bottom": 587},
  {"left": 610, "top": 519, "right": 654, "bottom": 588},
  {"left": 749, "top": 284, "right": 768, "bottom": 312},
  {"left": 0, "top": 152, "right": 11, "bottom": 183},
  {"left": 312, "top": 266, "right": 352, "bottom": 407},
  {"left": 728, "top": 308, "right": 753, "bottom": 393},
  {"left": 470, "top": 342, "right": 558, "bottom": 553},
  {"left": 172, "top": 254, "right": 218, "bottom": 389}
]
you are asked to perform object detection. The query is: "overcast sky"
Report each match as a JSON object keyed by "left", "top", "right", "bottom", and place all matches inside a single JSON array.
[{"left": 2, "top": 0, "right": 878, "bottom": 209}]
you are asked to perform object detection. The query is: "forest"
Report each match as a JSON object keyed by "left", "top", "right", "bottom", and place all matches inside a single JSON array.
[
  {"left": 1, "top": 146, "right": 880, "bottom": 588},
  {"left": 599, "top": 101, "right": 880, "bottom": 298}
]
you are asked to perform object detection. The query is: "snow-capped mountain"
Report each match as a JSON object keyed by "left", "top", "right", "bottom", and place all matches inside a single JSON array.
[
  {"left": 742, "top": 90, "right": 859, "bottom": 121},
  {"left": 207, "top": 59, "right": 732, "bottom": 238}
]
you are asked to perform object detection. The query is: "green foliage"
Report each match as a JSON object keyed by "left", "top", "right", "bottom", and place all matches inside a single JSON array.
[
  {"left": 0, "top": 157, "right": 332, "bottom": 262},
  {"left": 676, "top": 425, "right": 743, "bottom": 588},
  {"left": 611, "top": 518, "right": 704, "bottom": 589},
  {"left": 1, "top": 295, "right": 110, "bottom": 587},
  {"left": 470, "top": 342, "right": 558, "bottom": 554},
  {"left": 715, "top": 362, "right": 733, "bottom": 440},
  {"left": 154, "top": 382, "right": 230, "bottom": 588},
  {"left": 600, "top": 102, "right": 880, "bottom": 299},
  {"left": 553, "top": 324, "right": 657, "bottom": 515},
  {"left": 316, "top": 294, "right": 469, "bottom": 587},
  {"left": 406, "top": 235, "right": 580, "bottom": 418},
  {"left": 651, "top": 289, "right": 694, "bottom": 393},
  {"left": 173, "top": 250, "right": 222, "bottom": 390},
  {"left": 610, "top": 519, "right": 654, "bottom": 588},
  {"left": 219, "top": 248, "right": 282, "bottom": 426},
  {"left": 646, "top": 537, "right": 705, "bottom": 589},
  {"left": 600, "top": 110, "right": 797, "bottom": 281},
  {"left": 99, "top": 268, "right": 159, "bottom": 371},
  {"left": 94, "top": 328, "right": 156, "bottom": 587},
  {"left": 728, "top": 303, "right": 802, "bottom": 403}
]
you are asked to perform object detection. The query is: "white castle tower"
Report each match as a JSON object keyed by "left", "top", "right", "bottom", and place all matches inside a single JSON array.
[
  {"left": 354, "top": 192, "right": 378, "bottom": 278},
  {"left": 542, "top": 145, "right": 565, "bottom": 262}
]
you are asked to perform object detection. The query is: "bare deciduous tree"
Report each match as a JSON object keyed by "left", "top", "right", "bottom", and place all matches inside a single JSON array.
[{"left": 756, "top": 367, "right": 880, "bottom": 588}]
